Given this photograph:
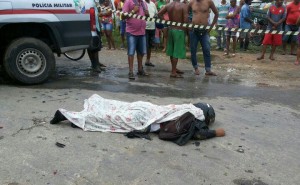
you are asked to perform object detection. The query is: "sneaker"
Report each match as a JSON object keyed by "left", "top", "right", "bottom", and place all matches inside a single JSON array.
[{"left": 128, "top": 72, "right": 135, "bottom": 80}]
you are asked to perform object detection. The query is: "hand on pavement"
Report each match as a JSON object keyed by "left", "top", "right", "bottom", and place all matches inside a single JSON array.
[{"left": 215, "top": 128, "right": 225, "bottom": 137}]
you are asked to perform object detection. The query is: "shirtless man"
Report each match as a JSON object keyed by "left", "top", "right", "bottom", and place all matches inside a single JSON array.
[
  {"left": 158, "top": 0, "right": 188, "bottom": 78},
  {"left": 189, "top": 0, "right": 218, "bottom": 76}
]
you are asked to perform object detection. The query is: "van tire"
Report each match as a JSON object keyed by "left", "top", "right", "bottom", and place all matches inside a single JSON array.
[{"left": 4, "top": 37, "right": 55, "bottom": 84}]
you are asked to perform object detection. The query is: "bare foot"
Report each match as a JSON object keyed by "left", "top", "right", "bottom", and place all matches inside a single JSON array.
[
  {"left": 257, "top": 56, "right": 264, "bottom": 60},
  {"left": 269, "top": 56, "right": 275, "bottom": 61},
  {"left": 170, "top": 73, "right": 183, "bottom": 78},
  {"left": 162, "top": 48, "right": 166, "bottom": 52},
  {"left": 215, "top": 128, "right": 225, "bottom": 137},
  {"left": 194, "top": 68, "right": 200, "bottom": 75}
]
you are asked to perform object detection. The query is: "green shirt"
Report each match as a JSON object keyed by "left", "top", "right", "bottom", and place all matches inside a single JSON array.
[{"left": 157, "top": 0, "right": 166, "bottom": 10}]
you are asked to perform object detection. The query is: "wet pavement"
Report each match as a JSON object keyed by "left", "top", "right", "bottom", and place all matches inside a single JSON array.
[{"left": 0, "top": 49, "right": 300, "bottom": 185}]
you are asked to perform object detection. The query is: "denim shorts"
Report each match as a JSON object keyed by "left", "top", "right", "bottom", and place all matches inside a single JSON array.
[
  {"left": 282, "top": 24, "right": 299, "bottom": 43},
  {"left": 126, "top": 33, "right": 146, "bottom": 56},
  {"left": 102, "top": 23, "right": 113, "bottom": 31}
]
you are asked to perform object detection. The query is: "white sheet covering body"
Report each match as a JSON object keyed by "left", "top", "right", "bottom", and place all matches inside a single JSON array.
[{"left": 59, "top": 94, "right": 205, "bottom": 132}]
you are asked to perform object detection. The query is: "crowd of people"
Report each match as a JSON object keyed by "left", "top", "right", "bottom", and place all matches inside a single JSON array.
[{"left": 92, "top": 0, "right": 300, "bottom": 79}]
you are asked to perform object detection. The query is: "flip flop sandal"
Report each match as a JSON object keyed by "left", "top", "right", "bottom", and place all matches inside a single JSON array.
[
  {"left": 92, "top": 66, "right": 102, "bottom": 73},
  {"left": 194, "top": 69, "right": 200, "bottom": 75},
  {"left": 176, "top": 69, "right": 184, "bottom": 74},
  {"left": 170, "top": 74, "right": 183, "bottom": 78},
  {"left": 231, "top": 53, "right": 236, "bottom": 57},
  {"left": 145, "top": 62, "right": 155, "bottom": 67},
  {"left": 137, "top": 70, "right": 149, "bottom": 76},
  {"left": 257, "top": 56, "right": 264, "bottom": 60},
  {"left": 128, "top": 72, "right": 135, "bottom": 80},
  {"left": 99, "top": 63, "right": 107, "bottom": 68},
  {"left": 205, "top": 71, "right": 217, "bottom": 76}
]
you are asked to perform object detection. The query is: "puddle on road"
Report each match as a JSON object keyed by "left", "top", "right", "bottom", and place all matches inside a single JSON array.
[{"left": 1, "top": 65, "right": 299, "bottom": 109}]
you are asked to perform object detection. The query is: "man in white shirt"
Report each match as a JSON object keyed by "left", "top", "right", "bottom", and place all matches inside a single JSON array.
[{"left": 145, "top": 0, "right": 158, "bottom": 67}]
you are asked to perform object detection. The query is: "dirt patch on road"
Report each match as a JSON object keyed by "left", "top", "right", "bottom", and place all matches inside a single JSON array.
[
  {"left": 154, "top": 48, "right": 300, "bottom": 89},
  {"left": 148, "top": 48, "right": 299, "bottom": 89},
  {"left": 193, "top": 50, "right": 300, "bottom": 89}
]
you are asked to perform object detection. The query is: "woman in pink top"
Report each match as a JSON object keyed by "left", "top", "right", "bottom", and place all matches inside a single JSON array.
[{"left": 122, "top": 0, "right": 150, "bottom": 79}]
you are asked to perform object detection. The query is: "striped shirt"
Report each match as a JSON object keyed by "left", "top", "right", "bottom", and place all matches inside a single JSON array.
[{"left": 217, "top": 2, "right": 230, "bottom": 26}]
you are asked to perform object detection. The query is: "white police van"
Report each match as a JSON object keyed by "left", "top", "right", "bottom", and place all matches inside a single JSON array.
[{"left": 0, "top": 0, "right": 100, "bottom": 84}]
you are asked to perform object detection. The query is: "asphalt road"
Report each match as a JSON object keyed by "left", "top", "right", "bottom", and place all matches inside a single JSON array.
[{"left": 0, "top": 49, "right": 299, "bottom": 185}]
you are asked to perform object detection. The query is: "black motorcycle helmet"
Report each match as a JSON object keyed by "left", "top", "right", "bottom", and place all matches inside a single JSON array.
[{"left": 193, "top": 102, "right": 215, "bottom": 126}]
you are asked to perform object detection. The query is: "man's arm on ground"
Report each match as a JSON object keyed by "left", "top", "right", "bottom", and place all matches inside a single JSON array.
[
  {"left": 194, "top": 128, "right": 225, "bottom": 140},
  {"left": 208, "top": 0, "right": 218, "bottom": 33}
]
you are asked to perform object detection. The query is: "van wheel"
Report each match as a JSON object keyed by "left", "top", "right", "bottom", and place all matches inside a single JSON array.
[{"left": 4, "top": 37, "right": 55, "bottom": 84}]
